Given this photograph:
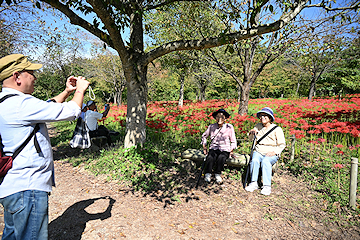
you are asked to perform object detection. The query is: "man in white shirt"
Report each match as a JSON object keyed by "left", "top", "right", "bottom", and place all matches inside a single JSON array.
[
  {"left": 84, "top": 100, "right": 118, "bottom": 145},
  {"left": 0, "top": 54, "right": 89, "bottom": 239}
]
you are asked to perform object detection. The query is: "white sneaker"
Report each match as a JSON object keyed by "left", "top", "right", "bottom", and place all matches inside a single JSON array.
[
  {"left": 245, "top": 182, "right": 259, "bottom": 192},
  {"left": 215, "top": 174, "right": 223, "bottom": 184},
  {"left": 261, "top": 185, "right": 271, "bottom": 195},
  {"left": 204, "top": 173, "right": 211, "bottom": 183}
]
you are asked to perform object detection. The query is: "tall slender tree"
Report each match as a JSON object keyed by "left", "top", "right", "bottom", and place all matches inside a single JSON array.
[{"left": 288, "top": 17, "right": 357, "bottom": 100}]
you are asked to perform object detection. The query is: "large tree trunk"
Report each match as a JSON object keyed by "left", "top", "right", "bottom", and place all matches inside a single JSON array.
[
  {"left": 122, "top": 9, "right": 148, "bottom": 148},
  {"left": 124, "top": 67, "right": 148, "bottom": 148},
  {"left": 178, "top": 74, "right": 185, "bottom": 107}
]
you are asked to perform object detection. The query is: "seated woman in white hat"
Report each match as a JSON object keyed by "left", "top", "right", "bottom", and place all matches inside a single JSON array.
[
  {"left": 84, "top": 100, "right": 118, "bottom": 145},
  {"left": 245, "top": 107, "right": 286, "bottom": 195},
  {"left": 201, "top": 109, "right": 237, "bottom": 184}
]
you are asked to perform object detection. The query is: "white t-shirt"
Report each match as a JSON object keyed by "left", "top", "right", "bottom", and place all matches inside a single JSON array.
[{"left": 84, "top": 110, "right": 103, "bottom": 131}]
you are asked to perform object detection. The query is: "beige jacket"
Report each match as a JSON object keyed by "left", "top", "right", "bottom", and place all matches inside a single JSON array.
[{"left": 249, "top": 123, "right": 286, "bottom": 156}]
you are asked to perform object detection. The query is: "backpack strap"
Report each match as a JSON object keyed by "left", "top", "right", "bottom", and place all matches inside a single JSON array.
[
  {"left": 0, "top": 94, "right": 18, "bottom": 103},
  {"left": 256, "top": 125, "right": 278, "bottom": 145},
  {"left": 0, "top": 94, "right": 19, "bottom": 155},
  {"left": 0, "top": 94, "right": 41, "bottom": 159},
  {"left": 12, "top": 123, "right": 41, "bottom": 159},
  {"left": 208, "top": 124, "right": 224, "bottom": 147}
]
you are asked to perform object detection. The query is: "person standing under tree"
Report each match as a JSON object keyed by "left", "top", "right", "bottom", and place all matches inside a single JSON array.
[
  {"left": 0, "top": 54, "right": 90, "bottom": 239},
  {"left": 201, "top": 109, "right": 237, "bottom": 184}
]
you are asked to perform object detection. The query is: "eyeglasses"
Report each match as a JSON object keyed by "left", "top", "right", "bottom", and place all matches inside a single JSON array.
[
  {"left": 19, "top": 70, "right": 36, "bottom": 78},
  {"left": 259, "top": 114, "right": 269, "bottom": 118}
]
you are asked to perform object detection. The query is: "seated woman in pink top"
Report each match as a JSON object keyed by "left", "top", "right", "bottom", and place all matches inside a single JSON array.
[{"left": 201, "top": 109, "right": 237, "bottom": 184}]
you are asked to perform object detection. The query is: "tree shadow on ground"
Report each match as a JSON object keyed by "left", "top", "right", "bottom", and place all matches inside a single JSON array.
[
  {"left": 117, "top": 157, "right": 246, "bottom": 209},
  {"left": 50, "top": 128, "right": 245, "bottom": 209},
  {"left": 49, "top": 197, "right": 116, "bottom": 240}
]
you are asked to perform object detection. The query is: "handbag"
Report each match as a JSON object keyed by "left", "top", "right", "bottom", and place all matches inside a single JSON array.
[{"left": 69, "top": 117, "right": 91, "bottom": 149}]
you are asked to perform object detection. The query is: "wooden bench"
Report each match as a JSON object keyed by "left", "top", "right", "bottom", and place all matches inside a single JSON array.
[{"left": 181, "top": 149, "right": 278, "bottom": 171}]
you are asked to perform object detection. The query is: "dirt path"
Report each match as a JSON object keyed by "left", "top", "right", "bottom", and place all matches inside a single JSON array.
[
  {"left": 44, "top": 161, "right": 360, "bottom": 240},
  {"left": 1, "top": 163, "right": 360, "bottom": 240},
  {"left": 1, "top": 126, "right": 360, "bottom": 239}
]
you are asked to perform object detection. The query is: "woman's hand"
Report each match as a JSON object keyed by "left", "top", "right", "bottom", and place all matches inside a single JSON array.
[
  {"left": 266, "top": 151, "right": 277, "bottom": 157},
  {"left": 203, "top": 147, "right": 208, "bottom": 155},
  {"left": 249, "top": 128, "right": 258, "bottom": 135}
]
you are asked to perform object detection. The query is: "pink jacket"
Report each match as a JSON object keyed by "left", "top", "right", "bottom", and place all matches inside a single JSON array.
[{"left": 201, "top": 123, "right": 237, "bottom": 152}]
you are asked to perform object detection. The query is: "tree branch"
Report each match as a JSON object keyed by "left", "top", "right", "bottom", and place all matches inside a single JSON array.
[
  {"left": 144, "top": 0, "right": 307, "bottom": 65},
  {"left": 145, "top": 0, "right": 210, "bottom": 11},
  {"left": 41, "top": 0, "right": 114, "bottom": 48},
  {"left": 307, "top": 2, "right": 360, "bottom": 11},
  {"left": 87, "top": 0, "right": 129, "bottom": 60}
]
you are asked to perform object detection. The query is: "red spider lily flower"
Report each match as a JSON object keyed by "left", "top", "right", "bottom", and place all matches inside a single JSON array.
[
  {"left": 322, "top": 127, "right": 331, "bottom": 133},
  {"left": 339, "top": 127, "right": 350, "bottom": 134},
  {"left": 350, "top": 129, "right": 360, "bottom": 138},
  {"left": 336, "top": 150, "right": 344, "bottom": 155},
  {"left": 334, "top": 144, "right": 344, "bottom": 148},
  {"left": 334, "top": 163, "right": 344, "bottom": 169},
  {"left": 289, "top": 129, "right": 306, "bottom": 139},
  {"left": 312, "top": 129, "right": 320, "bottom": 134}
]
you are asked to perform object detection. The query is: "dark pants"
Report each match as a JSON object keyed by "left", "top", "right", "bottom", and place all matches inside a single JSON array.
[
  {"left": 89, "top": 125, "right": 112, "bottom": 145},
  {"left": 205, "top": 149, "right": 230, "bottom": 174}
]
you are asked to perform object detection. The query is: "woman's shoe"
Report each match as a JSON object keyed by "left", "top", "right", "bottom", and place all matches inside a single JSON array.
[
  {"left": 245, "top": 182, "right": 259, "bottom": 192},
  {"left": 204, "top": 173, "right": 212, "bottom": 183},
  {"left": 215, "top": 174, "right": 223, "bottom": 184},
  {"left": 260, "top": 185, "right": 271, "bottom": 195}
]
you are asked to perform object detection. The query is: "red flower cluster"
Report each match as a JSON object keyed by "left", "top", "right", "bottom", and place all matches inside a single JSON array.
[
  {"left": 334, "top": 163, "right": 344, "bottom": 169},
  {"left": 336, "top": 150, "right": 345, "bottom": 155},
  {"left": 100, "top": 94, "right": 360, "bottom": 147}
]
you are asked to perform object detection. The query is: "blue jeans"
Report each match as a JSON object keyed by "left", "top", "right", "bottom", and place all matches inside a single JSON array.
[
  {"left": 0, "top": 190, "right": 49, "bottom": 240},
  {"left": 250, "top": 151, "right": 278, "bottom": 186}
]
